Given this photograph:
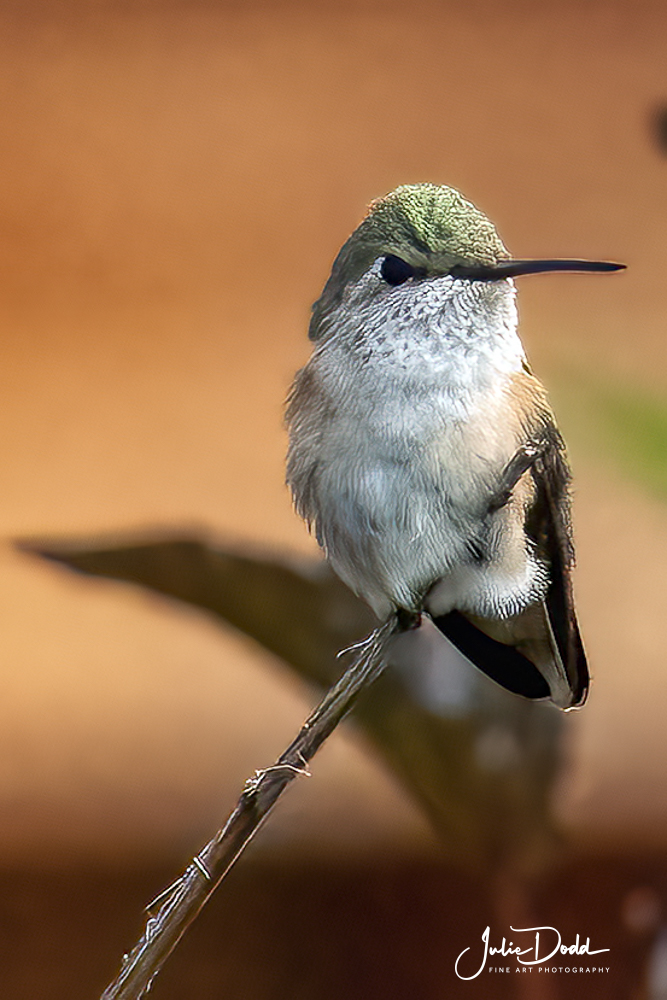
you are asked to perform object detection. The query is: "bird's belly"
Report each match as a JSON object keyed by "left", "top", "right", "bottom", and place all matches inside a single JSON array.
[
  {"left": 311, "top": 411, "right": 492, "bottom": 612},
  {"left": 312, "top": 416, "right": 546, "bottom": 621},
  {"left": 315, "top": 455, "right": 464, "bottom": 616}
]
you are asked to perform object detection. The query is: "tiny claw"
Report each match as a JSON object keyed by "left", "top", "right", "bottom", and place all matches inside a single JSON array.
[{"left": 396, "top": 609, "right": 422, "bottom": 632}]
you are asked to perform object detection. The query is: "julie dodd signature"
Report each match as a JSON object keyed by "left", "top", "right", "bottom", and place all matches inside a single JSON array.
[{"left": 455, "top": 926, "right": 610, "bottom": 980}]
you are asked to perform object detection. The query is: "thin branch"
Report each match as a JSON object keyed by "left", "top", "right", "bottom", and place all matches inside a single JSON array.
[{"left": 100, "top": 618, "right": 397, "bottom": 1000}]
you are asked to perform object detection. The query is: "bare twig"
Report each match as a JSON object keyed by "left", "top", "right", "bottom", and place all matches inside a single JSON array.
[{"left": 100, "top": 618, "right": 396, "bottom": 1000}]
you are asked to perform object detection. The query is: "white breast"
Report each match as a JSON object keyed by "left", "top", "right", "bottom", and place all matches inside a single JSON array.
[{"left": 287, "top": 268, "right": 545, "bottom": 619}]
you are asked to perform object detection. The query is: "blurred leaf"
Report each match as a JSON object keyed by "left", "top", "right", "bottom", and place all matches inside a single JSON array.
[
  {"left": 20, "top": 535, "right": 564, "bottom": 874},
  {"left": 552, "top": 371, "right": 667, "bottom": 499},
  {"left": 592, "top": 384, "right": 667, "bottom": 497}
]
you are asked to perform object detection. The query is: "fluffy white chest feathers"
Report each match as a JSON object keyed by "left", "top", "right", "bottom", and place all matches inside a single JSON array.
[
  {"left": 284, "top": 181, "right": 602, "bottom": 709},
  {"left": 286, "top": 270, "right": 547, "bottom": 619}
]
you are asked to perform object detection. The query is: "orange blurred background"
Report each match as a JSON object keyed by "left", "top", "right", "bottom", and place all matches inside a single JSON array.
[{"left": 1, "top": 2, "right": 666, "bottom": 997}]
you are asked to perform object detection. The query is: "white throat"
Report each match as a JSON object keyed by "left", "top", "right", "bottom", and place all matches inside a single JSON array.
[{"left": 314, "top": 265, "right": 525, "bottom": 421}]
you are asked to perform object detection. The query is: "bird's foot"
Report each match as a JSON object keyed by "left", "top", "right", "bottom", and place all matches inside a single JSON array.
[{"left": 396, "top": 608, "right": 423, "bottom": 632}]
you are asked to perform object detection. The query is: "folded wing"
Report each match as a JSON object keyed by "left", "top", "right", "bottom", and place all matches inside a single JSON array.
[{"left": 432, "top": 422, "right": 589, "bottom": 710}]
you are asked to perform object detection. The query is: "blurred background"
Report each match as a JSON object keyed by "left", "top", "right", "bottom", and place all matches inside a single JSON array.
[{"left": 0, "top": 1, "right": 666, "bottom": 997}]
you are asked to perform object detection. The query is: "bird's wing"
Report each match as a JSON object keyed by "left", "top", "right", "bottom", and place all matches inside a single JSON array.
[
  {"left": 432, "top": 420, "right": 589, "bottom": 710},
  {"left": 524, "top": 421, "right": 589, "bottom": 707}
]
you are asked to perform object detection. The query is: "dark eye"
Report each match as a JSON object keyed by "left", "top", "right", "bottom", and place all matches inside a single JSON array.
[{"left": 380, "top": 254, "right": 417, "bottom": 286}]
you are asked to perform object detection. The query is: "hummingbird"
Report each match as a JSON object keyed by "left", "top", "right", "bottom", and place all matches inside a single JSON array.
[{"left": 286, "top": 184, "right": 623, "bottom": 709}]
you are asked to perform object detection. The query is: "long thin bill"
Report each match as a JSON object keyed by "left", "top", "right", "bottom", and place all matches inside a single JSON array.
[{"left": 451, "top": 259, "right": 626, "bottom": 281}]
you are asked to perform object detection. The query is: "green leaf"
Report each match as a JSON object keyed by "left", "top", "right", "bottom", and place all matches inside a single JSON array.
[{"left": 552, "top": 371, "right": 667, "bottom": 500}]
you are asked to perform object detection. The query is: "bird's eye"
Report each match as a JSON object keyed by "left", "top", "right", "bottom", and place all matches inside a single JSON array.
[{"left": 380, "top": 255, "right": 418, "bottom": 286}]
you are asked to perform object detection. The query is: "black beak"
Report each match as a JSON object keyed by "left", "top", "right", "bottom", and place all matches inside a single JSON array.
[{"left": 450, "top": 259, "right": 626, "bottom": 281}]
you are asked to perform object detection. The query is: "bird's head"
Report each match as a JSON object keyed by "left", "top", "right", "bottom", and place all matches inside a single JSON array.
[{"left": 309, "top": 183, "right": 623, "bottom": 344}]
